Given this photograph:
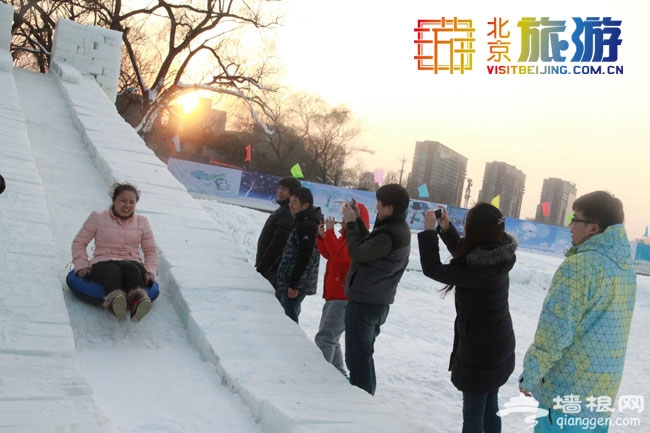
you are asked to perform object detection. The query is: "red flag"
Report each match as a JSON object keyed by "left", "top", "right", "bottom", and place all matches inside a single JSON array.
[
  {"left": 244, "top": 144, "right": 251, "bottom": 162},
  {"left": 541, "top": 201, "right": 550, "bottom": 217}
]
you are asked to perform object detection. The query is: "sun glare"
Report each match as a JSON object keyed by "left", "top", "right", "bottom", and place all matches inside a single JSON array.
[{"left": 174, "top": 92, "right": 203, "bottom": 115}]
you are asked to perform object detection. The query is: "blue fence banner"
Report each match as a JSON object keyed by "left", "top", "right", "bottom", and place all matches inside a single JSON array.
[
  {"left": 168, "top": 158, "right": 241, "bottom": 197},
  {"left": 167, "top": 158, "right": 643, "bottom": 262}
]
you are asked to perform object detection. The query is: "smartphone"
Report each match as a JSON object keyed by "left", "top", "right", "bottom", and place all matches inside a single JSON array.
[{"left": 434, "top": 208, "right": 443, "bottom": 219}]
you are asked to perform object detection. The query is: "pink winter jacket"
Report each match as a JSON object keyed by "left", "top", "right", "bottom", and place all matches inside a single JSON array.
[{"left": 71, "top": 208, "right": 158, "bottom": 275}]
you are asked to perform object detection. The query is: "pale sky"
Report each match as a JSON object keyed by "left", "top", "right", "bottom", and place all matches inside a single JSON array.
[{"left": 269, "top": 0, "right": 650, "bottom": 239}]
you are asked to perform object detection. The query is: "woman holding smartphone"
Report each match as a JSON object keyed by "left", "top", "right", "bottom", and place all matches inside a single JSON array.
[{"left": 418, "top": 203, "right": 517, "bottom": 433}]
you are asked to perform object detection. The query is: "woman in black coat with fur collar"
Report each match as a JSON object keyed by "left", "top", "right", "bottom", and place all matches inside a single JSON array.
[{"left": 418, "top": 203, "right": 517, "bottom": 433}]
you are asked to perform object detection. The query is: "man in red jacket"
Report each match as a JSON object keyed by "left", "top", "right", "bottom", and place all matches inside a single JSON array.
[{"left": 315, "top": 201, "right": 370, "bottom": 376}]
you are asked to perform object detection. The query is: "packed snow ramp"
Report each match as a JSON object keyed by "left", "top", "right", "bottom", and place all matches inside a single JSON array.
[{"left": 0, "top": 8, "right": 423, "bottom": 433}]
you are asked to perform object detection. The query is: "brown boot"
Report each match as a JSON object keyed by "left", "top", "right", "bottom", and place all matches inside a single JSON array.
[
  {"left": 103, "top": 291, "right": 127, "bottom": 322},
  {"left": 127, "top": 288, "right": 151, "bottom": 322}
]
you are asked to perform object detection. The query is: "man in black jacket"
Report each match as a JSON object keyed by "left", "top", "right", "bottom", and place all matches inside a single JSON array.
[
  {"left": 255, "top": 176, "right": 301, "bottom": 287},
  {"left": 342, "top": 184, "right": 411, "bottom": 395},
  {"left": 276, "top": 187, "right": 322, "bottom": 323}
]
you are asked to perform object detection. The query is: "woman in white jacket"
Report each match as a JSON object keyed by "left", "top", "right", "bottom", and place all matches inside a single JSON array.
[{"left": 72, "top": 182, "right": 158, "bottom": 322}]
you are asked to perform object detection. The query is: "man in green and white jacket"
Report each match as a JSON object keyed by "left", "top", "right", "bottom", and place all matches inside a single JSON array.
[{"left": 520, "top": 191, "right": 637, "bottom": 432}]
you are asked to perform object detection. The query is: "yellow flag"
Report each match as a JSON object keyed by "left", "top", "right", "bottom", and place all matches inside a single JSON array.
[
  {"left": 290, "top": 163, "right": 304, "bottom": 179},
  {"left": 491, "top": 195, "right": 500, "bottom": 209}
]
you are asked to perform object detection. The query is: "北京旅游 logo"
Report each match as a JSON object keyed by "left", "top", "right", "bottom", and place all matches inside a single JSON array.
[{"left": 414, "top": 16, "right": 623, "bottom": 76}]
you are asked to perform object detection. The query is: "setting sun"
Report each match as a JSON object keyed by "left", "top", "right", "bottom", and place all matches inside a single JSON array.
[{"left": 174, "top": 91, "right": 203, "bottom": 115}]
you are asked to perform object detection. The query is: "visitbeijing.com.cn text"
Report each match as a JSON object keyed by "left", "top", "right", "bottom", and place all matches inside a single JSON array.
[{"left": 486, "top": 65, "right": 624, "bottom": 75}]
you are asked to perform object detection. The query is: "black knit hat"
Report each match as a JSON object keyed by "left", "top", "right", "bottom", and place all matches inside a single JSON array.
[
  {"left": 0, "top": 174, "right": 5, "bottom": 195},
  {"left": 278, "top": 176, "right": 301, "bottom": 194}
]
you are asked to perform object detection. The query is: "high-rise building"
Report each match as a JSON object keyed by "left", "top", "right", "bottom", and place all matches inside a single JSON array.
[
  {"left": 535, "top": 177, "right": 577, "bottom": 226},
  {"left": 407, "top": 140, "right": 467, "bottom": 206},
  {"left": 478, "top": 161, "right": 526, "bottom": 218}
]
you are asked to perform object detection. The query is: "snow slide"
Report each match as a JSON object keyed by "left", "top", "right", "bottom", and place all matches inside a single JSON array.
[{"left": 0, "top": 63, "right": 423, "bottom": 432}]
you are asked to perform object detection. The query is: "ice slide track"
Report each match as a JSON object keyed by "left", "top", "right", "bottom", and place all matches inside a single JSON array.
[
  {"left": 14, "top": 69, "right": 266, "bottom": 433},
  {"left": 10, "top": 67, "right": 420, "bottom": 433}
]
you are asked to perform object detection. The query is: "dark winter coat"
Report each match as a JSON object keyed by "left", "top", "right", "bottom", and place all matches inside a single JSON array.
[
  {"left": 276, "top": 206, "right": 323, "bottom": 295},
  {"left": 255, "top": 199, "right": 294, "bottom": 286},
  {"left": 418, "top": 224, "right": 517, "bottom": 393},
  {"left": 344, "top": 213, "right": 411, "bottom": 305}
]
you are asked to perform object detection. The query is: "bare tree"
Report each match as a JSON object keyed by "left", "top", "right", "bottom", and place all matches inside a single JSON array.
[
  {"left": 341, "top": 161, "right": 366, "bottom": 189},
  {"left": 233, "top": 91, "right": 362, "bottom": 183},
  {"left": 292, "top": 93, "right": 360, "bottom": 185},
  {"left": 235, "top": 90, "right": 310, "bottom": 176},
  {"left": 9, "top": 0, "right": 282, "bottom": 134},
  {"left": 10, "top": 1, "right": 90, "bottom": 71},
  {"left": 384, "top": 170, "right": 401, "bottom": 186}
]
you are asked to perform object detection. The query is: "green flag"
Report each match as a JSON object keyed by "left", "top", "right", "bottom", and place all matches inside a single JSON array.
[{"left": 290, "top": 163, "right": 304, "bottom": 179}]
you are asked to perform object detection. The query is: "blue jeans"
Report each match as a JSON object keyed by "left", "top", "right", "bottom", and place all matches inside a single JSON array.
[
  {"left": 314, "top": 300, "right": 348, "bottom": 375},
  {"left": 534, "top": 406, "right": 610, "bottom": 433},
  {"left": 276, "top": 288, "right": 306, "bottom": 324},
  {"left": 462, "top": 389, "right": 501, "bottom": 433},
  {"left": 344, "top": 300, "right": 390, "bottom": 395}
]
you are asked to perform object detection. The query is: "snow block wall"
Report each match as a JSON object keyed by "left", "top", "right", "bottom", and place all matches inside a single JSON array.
[
  {"left": 0, "top": 6, "right": 117, "bottom": 432},
  {"left": 0, "top": 3, "right": 13, "bottom": 71},
  {"left": 51, "top": 18, "right": 122, "bottom": 101}
]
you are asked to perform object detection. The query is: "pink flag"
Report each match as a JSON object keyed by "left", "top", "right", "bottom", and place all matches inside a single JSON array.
[
  {"left": 374, "top": 169, "right": 384, "bottom": 184},
  {"left": 541, "top": 201, "right": 550, "bottom": 217}
]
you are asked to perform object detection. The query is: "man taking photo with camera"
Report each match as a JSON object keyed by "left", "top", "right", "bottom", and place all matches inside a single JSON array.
[{"left": 341, "top": 184, "right": 411, "bottom": 395}]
